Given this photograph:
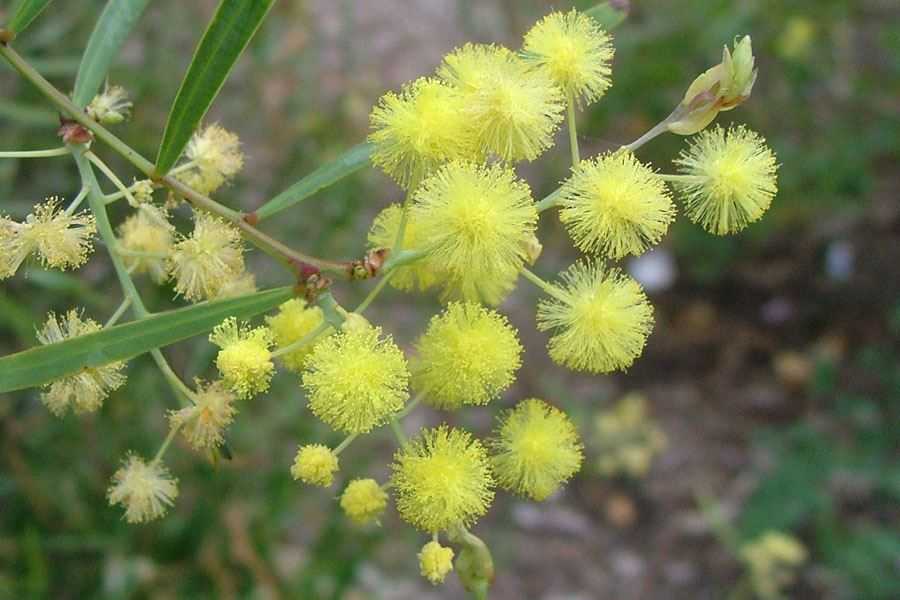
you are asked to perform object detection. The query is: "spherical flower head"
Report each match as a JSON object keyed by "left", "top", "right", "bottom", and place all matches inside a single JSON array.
[
  {"left": 37, "top": 310, "right": 127, "bottom": 416},
  {"left": 301, "top": 322, "right": 409, "bottom": 434},
  {"left": 340, "top": 478, "right": 388, "bottom": 524},
  {"left": 213, "top": 271, "right": 257, "bottom": 299},
  {"left": 1, "top": 197, "right": 96, "bottom": 279},
  {"left": 118, "top": 205, "right": 174, "bottom": 284},
  {"left": 536, "top": 260, "right": 654, "bottom": 373},
  {"left": 265, "top": 298, "right": 326, "bottom": 372},
  {"left": 522, "top": 9, "right": 615, "bottom": 106},
  {"left": 209, "top": 318, "right": 274, "bottom": 399},
  {"left": 367, "top": 204, "right": 437, "bottom": 292},
  {"left": 168, "top": 212, "right": 245, "bottom": 301},
  {"left": 177, "top": 123, "right": 244, "bottom": 194},
  {"left": 391, "top": 425, "right": 495, "bottom": 533},
  {"left": 413, "top": 302, "right": 522, "bottom": 409},
  {"left": 559, "top": 151, "right": 675, "bottom": 259},
  {"left": 411, "top": 161, "right": 538, "bottom": 305},
  {"left": 86, "top": 83, "right": 132, "bottom": 125},
  {"left": 107, "top": 454, "right": 178, "bottom": 524},
  {"left": 369, "top": 77, "right": 478, "bottom": 189},
  {"left": 168, "top": 380, "right": 237, "bottom": 452},
  {"left": 489, "top": 398, "right": 583, "bottom": 501},
  {"left": 418, "top": 540, "right": 454, "bottom": 585},
  {"left": 290, "top": 444, "right": 339, "bottom": 487},
  {"left": 674, "top": 125, "right": 778, "bottom": 235},
  {"left": 439, "top": 44, "right": 564, "bottom": 162}
]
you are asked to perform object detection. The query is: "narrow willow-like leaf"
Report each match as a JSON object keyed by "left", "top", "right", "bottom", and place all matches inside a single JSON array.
[
  {"left": 72, "top": 0, "right": 150, "bottom": 108},
  {"left": 586, "top": 1, "right": 629, "bottom": 29},
  {"left": 255, "top": 143, "right": 373, "bottom": 221},
  {"left": 5, "top": 0, "right": 53, "bottom": 36},
  {"left": 154, "top": 0, "right": 275, "bottom": 175},
  {"left": 0, "top": 287, "right": 293, "bottom": 393}
]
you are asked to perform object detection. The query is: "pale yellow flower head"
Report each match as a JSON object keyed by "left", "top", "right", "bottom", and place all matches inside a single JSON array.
[
  {"left": 37, "top": 310, "right": 127, "bottom": 416},
  {"left": 301, "top": 322, "right": 409, "bottom": 434},
  {"left": 367, "top": 204, "right": 437, "bottom": 292},
  {"left": 265, "top": 298, "right": 326, "bottom": 372},
  {"left": 209, "top": 318, "right": 275, "bottom": 399},
  {"left": 118, "top": 204, "right": 174, "bottom": 284},
  {"left": 213, "top": 271, "right": 257, "bottom": 299},
  {"left": 594, "top": 393, "right": 666, "bottom": 478},
  {"left": 291, "top": 444, "right": 339, "bottom": 487},
  {"left": 411, "top": 161, "right": 538, "bottom": 305},
  {"left": 0, "top": 197, "right": 96, "bottom": 279},
  {"left": 168, "top": 380, "right": 237, "bottom": 452},
  {"left": 489, "top": 398, "right": 583, "bottom": 501},
  {"left": 86, "top": 83, "right": 132, "bottom": 125},
  {"left": 391, "top": 425, "right": 495, "bottom": 533},
  {"left": 340, "top": 478, "right": 388, "bottom": 524},
  {"left": 674, "top": 125, "right": 778, "bottom": 235},
  {"left": 439, "top": 43, "right": 564, "bottom": 162},
  {"left": 107, "top": 454, "right": 178, "bottom": 523},
  {"left": 177, "top": 123, "right": 244, "bottom": 194},
  {"left": 168, "top": 212, "right": 245, "bottom": 301},
  {"left": 536, "top": 260, "right": 654, "bottom": 373},
  {"left": 413, "top": 302, "right": 522, "bottom": 410},
  {"left": 741, "top": 531, "right": 807, "bottom": 600},
  {"left": 369, "top": 77, "right": 478, "bottom": 189},
  {"left": 522, "top": 9, "right": 615, "bottom": 105},
  {"left": 418, "top": 540, "right": 454, "bottom": 585},
  {"left": 559, "top": 151, "right": 675, "bottom": 259}
]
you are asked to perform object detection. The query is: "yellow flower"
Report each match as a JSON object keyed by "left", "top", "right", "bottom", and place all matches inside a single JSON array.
[
  {"left": 522, "top": 9, "right": 615, "bottom": 105},
  {"left": 301, "top": 322, "right": 409, "bottom": 434},
  {"left": 391, "top": 425, "right": 494, "bottom": 533},
  {"left": 130, "top": 179, "right": 155, "bottom": 205},
  {"left": 413, "top": 302, "right": 522, "bottom": 409},
  {"left": 290, "top": 444, "right": 339, "bottom": 487},
  {"left": 168, "top": 380, "right": 237, "bottom": 452},
  {"left": 489, "top": 399, "right": 583, "bottom": 501},
  {"left": 37, "top": 310, "right": 127, "bottom": 416},
  {"left": 411, "top": 161, "right": 538, "bottom": 305},
  {"left": 209, "top": 318, "right": 274, "bottom": 399},
  {"left": 213, "top": 271, "right": 257, "bottom": 299},
  {"left": 559, "top": 151, "right": 675, "bottom": 259},
  {"left": 86, "top": 83, "right": 132, "bottom": 125},
  {"left": 594, "top": 393, "right": 666, "bottom": 478},
  {"left": 168, "top": 212, "right": 245, "bottom": 301},
  {"left": 674, "top": 125, "right": 778, "bottom": 235},
  {"left": 741, "top": 531, "right": 807, "bottom": 600},
  {"left": 340, "top": 478, "right": 388, "bottom": 524},
  {"left": 107, "top": 454, "right": 178, "bottom": 523},
  {"left": 438, "top": 43, "right": 564, "bottom": 162},
  {"left": 118, "top": 205, "right": 174, "bottom": 284},
  {"left": 369, "top": 77, "right": 478, "bottom": 190},
  {"left": 265, "top": 298, "right": 326, "bottom": 372},
  {"left": 0, "top": 197, "right": 96, "bottom": 279},
  {"left": 367, "top": 204, "right": 437, "bottom": 292},
  {"left": 536, "top": 260, "right": 654, "bottom": 373},
  {"left": 176, "top": 123, "right": 244, "bottom": 194},
  {"left": 418, "top": 540, "right": 454, "bottom": 584}
]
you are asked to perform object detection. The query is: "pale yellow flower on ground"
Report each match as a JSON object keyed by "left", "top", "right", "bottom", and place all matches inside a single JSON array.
[
  {"left": 367, "top": 204, "right": 437, "bottom": 292},
  {"left": 594, "top": 393, "right": 666, "bottom": 478},
  {"left": 209, "top": 318, "right": 275, "bottom": 399},
  {"left": 107, "top": 454, "right": 178, "bottom": 523},
  {"left": 340, "top": 478, "right": 388, "bottom": 524},
  {"left": 265, "top": 298, "right": 326, "bottom": 372},
  {"left": 291, "top": 444, "right": 339, "bottom": 487},
  {"left": 418, "top": 540, "right": 454, "bottom": 584},
  {"left": 168, "top": 380, "right": 237, "bottom": 452},
  {"left": 176, "top": 124, "right": 244, "bottom": 195},
  {"left": 37, "top": 310, "right": 126, "bottom": 416},
  {"left": 118, "top": 205, "right": 174, "bottom": 284},
  {"left": 168, "top": 212, "right": 245, "bottom": 301},
  {"left": 741, "top": 531, "right": 807, "bottom": 600}
]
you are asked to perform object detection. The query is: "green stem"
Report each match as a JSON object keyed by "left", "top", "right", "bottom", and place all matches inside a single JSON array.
[
  {"left": 389, "top": 419, "right": 407, "bottom": 446},
  {"left": 354, "top": 270, "right": 395, "bottom": 314},
  {"left": 271, "top": 321, "right": 332, "bottom": 359},
  {"left": 658, "top": 173, "right": 702, "bottom": 183},
  {"left": 152, "top": 418, "right": 186, "bottom": 465},
  {"left": 621, "top": 118, "right": 671, "bottom": 153},
  {"left": 536, "top": 187, "right": 562, "bottom": 213},
  {"left": 396, "top": 391, "right": 424, "bottom": 419},
  {"left": 333, "top": 433, "right": 358, "bottom": 456},
  {"left": 381, "top": 248, "right": 427, "bottom": 271},
  {"left": 104, "top": 298, "right": 132, "bottom": 328},
  {"left": 567, "top": 91, "right": 580, "bottom": 166},
  {"left": 87, "top": 151, "right": 138, "bottom": 206},
  {"left": 150, "top": 349, "right": 195, "bottom": 404},
  {"left": 64, "top": 185, "right": 90, "bottom": 216},
  {"left": 520, "top": 267, "right": 566, "bottom": 301},
  {"left": 0, "top": 147, "right": 70, "bottom": 158}
]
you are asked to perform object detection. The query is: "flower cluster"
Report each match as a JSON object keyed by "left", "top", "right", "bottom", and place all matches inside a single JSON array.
[
  {"left": 740, "top": 531, "right": 807, "bottom": 599},
  {"left": 592, "top": 393, "right": 666, "bottom": 478}
]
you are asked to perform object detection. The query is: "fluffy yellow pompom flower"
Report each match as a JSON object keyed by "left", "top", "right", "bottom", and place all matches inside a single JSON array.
[
  {"left": 559, "top": 151, "right": 675, "bottom": 259},
  {"left": 168, "top": 212, "right": 245, "bottom": 301},
  {"left": 301, "top": 322, "right": 409, "bottom": 434},
  {"left": 176, "top": 123, "right": 244, "bottom": 195},
  {"left": 674, "top": 125, "right": 778, "bottom": 235},
  {"left": 522, "top": 9, "right": 615, "bottom": 105},
  {"left": 0, "top": 197, "right": 96, "bottom": 279},
  {"left": 367, "top": 204, "right": 437, "bottom": 292},
  {"left": 37, "top": 310, "right": 127, "bottom": 416},
  {"left": 118, "top": 205, "right": 174, "bottom": 283},
  {"left": 411, "top": 161, "right": 538, "bottom": 305},
  {"left": 107, "top": 454, "right": 178, "bottom": 523},
  {"left": 413, "top": 302, "right": 522, "bottom": 409},
  {"left": 265, "top": 298, "right": 326, "bottom": 372},
  {"left": 168, "top": 380, "right": 237, "bottom": 452},
  {"left": 209, "top": 318, "right": 274, "bottom": 399},
  {"left": 340, "top": 478, "right": 388, "bottom": 524},
  {"left": 439, "top": 43, "right": 564, "bottom": 162},
  {"left": 489, "top": 399, "right": 583, "bottom": 501},
  {"left": 369, "top": 77, "right": 478, "bottom": 190},
  {"left": 536, "top": 260, "right": 654, "bottom": 373},
  {"left": 391, "top": 425, "right": 495, "bottom": 533},
  {"left": 419, "top": 541, "right": 454, "bottom": 585},
  {"left": 291, "top": 444, "right": 339, "bottom": 487}
]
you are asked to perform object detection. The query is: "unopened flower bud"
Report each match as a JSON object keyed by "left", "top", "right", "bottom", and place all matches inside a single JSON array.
[{"left": 86, "top": 84, "right": 133, "bottom": 125}]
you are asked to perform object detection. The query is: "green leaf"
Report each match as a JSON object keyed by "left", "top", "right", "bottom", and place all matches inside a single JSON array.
[
  {"left": 72, "top": 0, "right": 150, "bottom": 108},
  {"left": 254, "top": 143, "right": 373, "bottom": 221},
  {"left": 154, "top": 0, "right": 276, "bottom": 175},
  {"left": 586, "top": 1, "right": 629, "bottom": 30},
  {"left": 0, "top": 286, "right": 293, "bottom": 393},
  {"left": 5, "top": 0, "right": 54, "bottom": 36}
]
